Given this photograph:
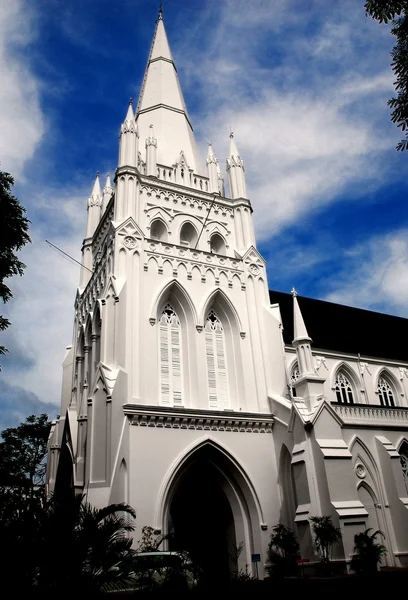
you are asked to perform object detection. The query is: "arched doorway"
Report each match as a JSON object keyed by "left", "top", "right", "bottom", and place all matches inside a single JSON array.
[{"left": 164, "top": 442, "right": 259, "bottom": 583}]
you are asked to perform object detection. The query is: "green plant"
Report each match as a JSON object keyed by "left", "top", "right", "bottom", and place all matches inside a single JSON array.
[
  {"left": 310, "top": 515, "right": 342, "bottom": 564},
  {"left": 267, "top": 523, "right": 300, "bottom": 577},
  {"left": 351, "top": 528, "right": 387, "bottom": 575}
]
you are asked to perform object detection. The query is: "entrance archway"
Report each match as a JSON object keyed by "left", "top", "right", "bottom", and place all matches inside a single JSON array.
[{"left": 163, "top": 442, "right": 260, "bottom": 582}]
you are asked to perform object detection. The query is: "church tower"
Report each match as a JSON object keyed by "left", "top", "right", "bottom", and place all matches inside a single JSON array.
[{"left": 46, "top": 9, "right": 289, "bottom": 579}]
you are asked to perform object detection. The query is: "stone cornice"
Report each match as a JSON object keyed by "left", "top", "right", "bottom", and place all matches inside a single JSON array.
[{"left": 124, "top": 404, "right": 274, "bottom": 433}]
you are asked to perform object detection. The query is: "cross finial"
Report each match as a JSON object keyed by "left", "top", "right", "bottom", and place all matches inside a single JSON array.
[
  {"left": 129, "top": 97, "right": 133, "bottom": 106},
  {"left": 96, "top": 170, "right": 100, "bottom": 178},
  {"left": 230, "top": 130, "right": 234, "bottom": 139},
  {"left": 291, "top": 287, "right": 298, "bottom": 297},
  {"left": 158, "top": 0, "right": 163, "bottom": 17}
]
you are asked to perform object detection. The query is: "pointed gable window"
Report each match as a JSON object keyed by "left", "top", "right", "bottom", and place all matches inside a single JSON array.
[
  {"left": 290, "top": 363, "right": 300, "bottom": 398},
  {"left": 205, "top": 310, "right": 229, "bottom": 410},
  {"left": 334, "top": 371, "right": 355, "bottom": 404},
  {"left": 377, "top": 375, "right": 395, "bottom": 407},
  {"left": 159, "top": 304, "right": 182, "bottom": 406}
]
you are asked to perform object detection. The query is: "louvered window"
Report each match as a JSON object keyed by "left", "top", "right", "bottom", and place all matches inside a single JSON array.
[
  {"left": 205, "top": 311, "right": 229, "bottom": 409},
  {"left": 377, "top": 376, "right": 395, "bottom": 407},
  {"left": 159, "top": 304, "right": 182, "bottom": 406},
  {"left": 335, "top": 371, "right": 354, "bottom": 404}
]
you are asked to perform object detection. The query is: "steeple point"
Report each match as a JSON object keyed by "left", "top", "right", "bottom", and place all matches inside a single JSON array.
[
  {"left": 292, "top": 289, "right": 310, "bottom": 342},
  {"left": 136, "top": 11, "right": 202, "bottom": 173}
]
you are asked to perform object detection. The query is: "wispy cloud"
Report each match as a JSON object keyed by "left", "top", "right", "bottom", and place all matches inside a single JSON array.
[
  {"left": 0, "top": 0, "right": 44, "bottom": 178},
  {"left": 325, "top": 229, "right": 408, "bottom": 317}
]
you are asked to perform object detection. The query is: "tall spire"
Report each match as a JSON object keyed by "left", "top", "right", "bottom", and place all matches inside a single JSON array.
[
  {"left": 292, "top": 287, "right": 310, "bottom": 342},
  {"left": 226, "top": 132, "right": 247, "bottom": 199},
  {"left": 291, "top": 288, "right": 314, "bottom": 376},
  {"left": 136, "top": 12, "right": 202, "bottom": 174}
]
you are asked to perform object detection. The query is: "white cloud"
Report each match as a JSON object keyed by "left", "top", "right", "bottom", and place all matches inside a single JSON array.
[
  {"left": 180, "top": 1, "right": 398, "bottom": 239},
  {"left": 0, "top": 0, "right": 44, "bottom": 178},
  {"left": 2, "top": 189, "right": 85, "bottom": 405},
  {"left": 325, "top": 230, "right": 408, "bottom": 317}
]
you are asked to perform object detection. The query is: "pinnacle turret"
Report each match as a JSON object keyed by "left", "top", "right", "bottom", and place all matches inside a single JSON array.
[
  {"left": 86, "top": 172, "right": 103, "bottom": 239},
  {"left": 118, "top": 100, "right": 138, "bottom": 168},
  {"left": 226, "top": 133, "right": 247, "bottom": 199},
  {"left": 206, "top": 143, "right": 219, "bottom": 194},
  {"left": 102, "top": 173, "right": 113, "bottom": 214},
  {"left": 146, "top": 124, "right": 158, "bottom": 176}
]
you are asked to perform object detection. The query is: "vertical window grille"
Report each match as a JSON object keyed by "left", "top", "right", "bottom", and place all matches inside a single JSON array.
[
  {"left": 335, "top": 371, "right": 354, "bottom": 404},
  {"left": 159, "top": 304, "right": 182, "bottom": 406},
  {"left": 205, "top": 311, "right": 229, "bottom": 409},
  {"left": 377, "top": 376, "right": 395, "bottom": 407}
]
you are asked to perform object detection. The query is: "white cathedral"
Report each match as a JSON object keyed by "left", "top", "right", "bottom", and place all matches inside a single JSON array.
[{"left": 46, "top": 10, "right": 408, "bottom": 577}]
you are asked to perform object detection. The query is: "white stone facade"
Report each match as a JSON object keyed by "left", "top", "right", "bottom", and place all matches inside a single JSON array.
[{"left": 46, "top": 11, "right": 408, "bottom": 577}]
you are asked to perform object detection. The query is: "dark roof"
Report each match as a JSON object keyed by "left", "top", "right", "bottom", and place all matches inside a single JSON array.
[{"left": 269, "top": 290, "right": 408, "bottom": 362}]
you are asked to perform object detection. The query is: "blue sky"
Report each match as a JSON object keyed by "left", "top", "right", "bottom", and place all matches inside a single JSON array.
[{"left": 1, "top": 0, "right": 408, "bottom": 429}]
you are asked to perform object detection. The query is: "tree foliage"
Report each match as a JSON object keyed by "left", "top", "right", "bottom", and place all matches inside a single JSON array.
[
  {"left": 0, "top": 169, "right": 30, "bottom": 359},
  {"left": 267, "top": 523, "right": 300, "bottom": 577},
  {"left": 0, "top": 413, "right": 50, "bottom": 518},
  {"left": 36, "top": 494, "right": 137, "bottom": 594},
  {"left": 310, "top": 515, "right": 342, "bottom": 563},
  {"left": 365, "top": 1, "right": 408, "bottom": 150},
  {"left": 351, "top": 528, "right": 387, "bottom": 575},
  {"left": 0, "top": 491, "right": 137, "bottom": 595}
]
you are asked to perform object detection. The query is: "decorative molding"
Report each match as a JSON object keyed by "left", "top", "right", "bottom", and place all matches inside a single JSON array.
[
  {"left": 124, "top": 404, "right": 274, "bottom": 433},
  {"left": 359, "top": 362, "right": 372, "bottom": 376},
  {"left": 240, "top": 332, "right": 246, "bottom": 339},
  {"left": 145, "top": 239, "right": 244, "bottom": 274},
  {"left": 315, "top": 356, "right": 328, "bottom": 372},
  {"left": 140, "top": 181, "right": 236, "bottom": 215},
  {"left": 196, "top": 325, "right": 203, "bottom": 333},
  {"left": 355, "top": 463, "right": 366, "bottom": 479},
  {"left": 149, "top": 318, "right": 156, "bottom": 326},
  {"left": 400, "top": 367, "right": 408, "bottom": 380},
  {"left": 123, "top": 235, "right": 137, "bottom": 249}
]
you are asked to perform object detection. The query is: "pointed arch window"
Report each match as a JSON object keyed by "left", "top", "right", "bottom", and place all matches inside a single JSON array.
[
  {"left": 205, "top": 310, "right": 229, "bottom": 409},
  {"left": 150, "top": 219, "right": 167, "bottom": 242},
  {"left": 400, "top": 443, "right": 408, "bottom": 495},
  {"left": 290, "top": 363, "right": 300, "bottom": 398},
  {"left": 335, "top": 371, "right": 354, "bottom": 404},
  {"left": 180, "top": 222, "right": 198, "bottom": 247},
  {"left": 210, "top": 233, "right": 226, "bottom": 255},
  {"left": 159, "top": 304, "right": 182, "bottom": 406},
  {"left": 377, "top": 375, "right": 395, "bottom": 407}
]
